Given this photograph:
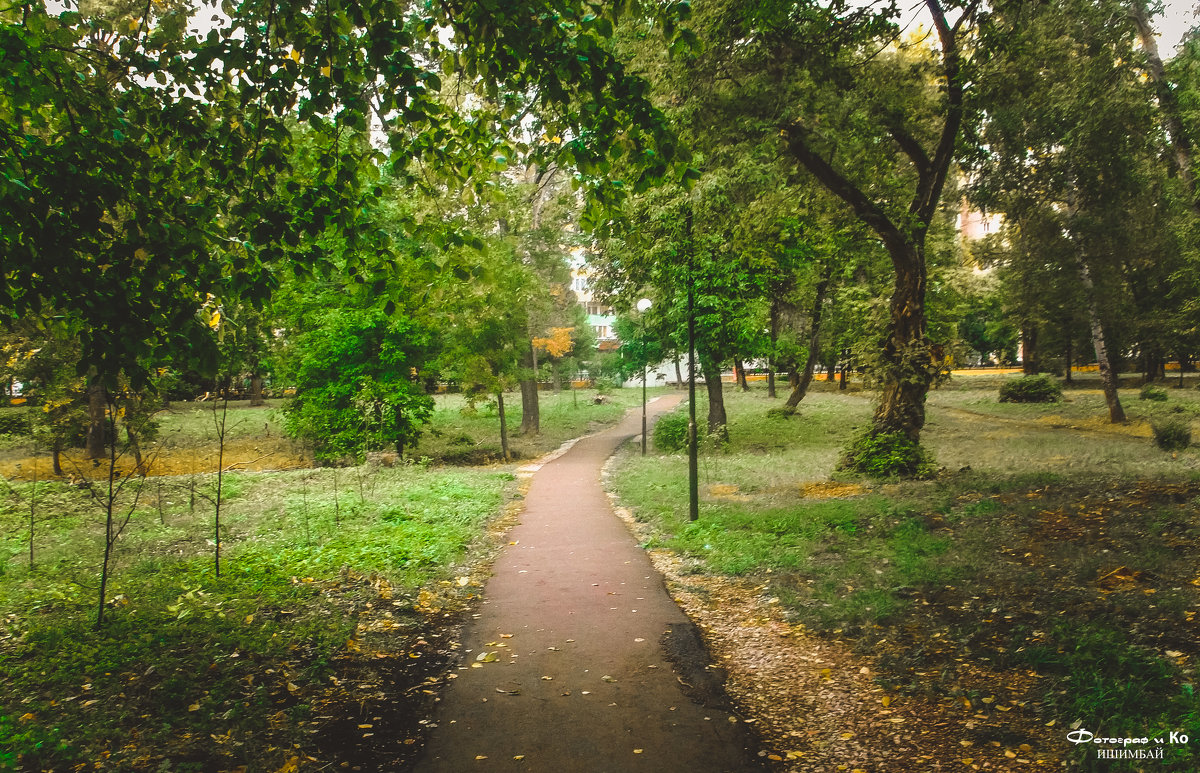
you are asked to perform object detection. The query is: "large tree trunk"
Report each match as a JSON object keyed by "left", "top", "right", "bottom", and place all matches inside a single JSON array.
[
  {"left": 519, "top": 341, "right": 540, "bottom": 435},
  {"left": 872, "top": 245, "right": 934, "bottom": 442},
  {"left": 701, "top": 358, "right": 728, "bottom": 440},
  {"left": 1078, "top": 258, "right": 1126, "bottom": 423},
  {"left": 249, "top": 373, "right": 265, "bottom": 406},
  {"left": 1021, "top": 324, "right": 1039, "bottom": 374},
  {"left": 782, "top": 270, "right": 831, "bottom": 414},
  {"left": 86, "top": 383, "right": 107, "bottom": 460}
]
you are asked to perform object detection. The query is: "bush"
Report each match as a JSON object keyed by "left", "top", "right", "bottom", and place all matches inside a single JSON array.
[
  {"left": 0, "top": 411, "right": 30, "bottom": 436},
  {"left": 1151, "top": 417, "right": 1191, "bottom": 451},
  {"left": 841, "top": 430, "right": 936, "bottom": 478},
  {"left": 998, "top": 374, "right": 1062, "bottom": 403},
  {"left": 1139, "top": 385, "right": 1168, "bottom": 401},
  {"left": 653, "top": 413, "right": 689, "bottom": 453}
]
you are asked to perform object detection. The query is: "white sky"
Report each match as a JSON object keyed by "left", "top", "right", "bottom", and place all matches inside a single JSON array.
[{"left": 1156, "top": 1, "right": 1198, "bottom": 52}]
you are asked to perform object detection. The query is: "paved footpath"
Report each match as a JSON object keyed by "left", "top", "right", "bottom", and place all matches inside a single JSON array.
[{"left": 415, "top": 395, "right": 762, "bottom": 773}]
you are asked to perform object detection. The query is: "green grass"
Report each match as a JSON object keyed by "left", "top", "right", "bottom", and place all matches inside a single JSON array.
[
  {"left": 0, "top": 463, "right": 514, "bottom": 771},
  {"left": 609, "top": 381, "right": 1200, "bottom": 770}
]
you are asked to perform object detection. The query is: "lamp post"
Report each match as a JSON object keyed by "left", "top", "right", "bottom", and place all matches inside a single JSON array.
[{"left": 636, "top": 297, "right": 652, "bottom": 455}]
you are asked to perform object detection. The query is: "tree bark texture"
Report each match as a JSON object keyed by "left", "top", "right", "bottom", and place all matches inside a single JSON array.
[
  {"left": 86, "top": 383, "right": 107, "bottom": 460},
  {"left": 249, "top": 373, "right": 265, "bottom": 406},
  {"left": 1129, "top": 1, "right": 1200, "bottom": 215},
  {"left": 783, "top": 270, "right": 831, "bottom": 413},
  {"left": 1021, "top": 324, "right": 1039, "bottom": 374},
  {"left": 734, "top": 360, "right": 749, "bottom": 391},
  {"left": 1077, "top": 258, "right": 1126, "bottom": 423},
  {"left": 519, "top": 341, "right": 540, "bottom": 435},
  {"left": 497, "top": 391, "right": 510, "bottom": 461},
  {"left": 701, "top": 359, "right": 728, "bottom": 439}
]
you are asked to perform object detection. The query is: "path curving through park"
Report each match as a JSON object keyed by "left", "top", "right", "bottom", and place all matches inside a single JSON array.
[{"left": 415, "top": 395, "right": 763, "bottom": 772}]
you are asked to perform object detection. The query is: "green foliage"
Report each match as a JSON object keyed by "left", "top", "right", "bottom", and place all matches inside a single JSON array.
[
  {"left": 652, "top": 413, "right": 689, "bottom": 452},
  {"left": 841, "top": 431, "right": 936, "bottom": 479},
  {"left": 0, "top": 410, "right": 29, "bottom": 437},
  {"left": 998, "top": 374, "right": 1063, "bottom": 403},
  {"left": 1140, "top": 384, "right": 1169, "bottom": 401},
  {"left": 283, "top": 309, "right": 434, "bottom": 463},
  {"left": 1151, "top": 417, "right": 1192, "bottom": 451}
]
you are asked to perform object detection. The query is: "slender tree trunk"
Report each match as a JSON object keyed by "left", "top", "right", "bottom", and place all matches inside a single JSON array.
[
  {"left": 1130, "top": 1, "right": 1200, "bottom": 215},
  {"left": 839, "top": 362, "right": 848, "bottom": 390},
  {"left": 674, "top": 355, "right": 683, "bottom": 390},
  {"left": 734, "top": 360, "right": 749, "bottom": 391},
  {"left": 1077, "top": 258, "right": 1126, "bottom": 423},
  {"left": 52, "top": 444, "right": 64, "bottom": 476},
  {"left": 497, "top": 391, "right": 510, "bottom": 461},
  {"left": 1021, "top": 324, "right": 1039, "bottom": 374},
  {"left": 519, "top": 341, "right": 540, "bottom": 435},
  {"left": 767, "top": 301, "right": 779, "bottom": 398},
  {"left": 782, "top": 271, "right": 831, "bottom": 413},
  {"left": 86, "top": 383, "right": 107, "bottom": 460},
  {"left": 701, "top": 358, "right": 728, "bottom": 440},
  {"left": 1064, "top": 338, "right": 1074, "bottom": 384}
]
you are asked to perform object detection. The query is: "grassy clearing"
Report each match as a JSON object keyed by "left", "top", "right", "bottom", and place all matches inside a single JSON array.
[
  {"left": 0, "top": 463, "right": 513, "bottom": 771},
  {"left": 610, "top": 378, "right": 1200, "bottom": 770},
  {"left": 0, "top": 386, "right": 654, "bottom": 771},
  {"left": 0, "top": 387, "right": 658, "bottom": 480}
]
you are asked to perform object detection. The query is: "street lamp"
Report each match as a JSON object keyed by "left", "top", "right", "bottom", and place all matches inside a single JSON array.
[{"left": 636, "top": 297, "right": 652, "bottom": 455}]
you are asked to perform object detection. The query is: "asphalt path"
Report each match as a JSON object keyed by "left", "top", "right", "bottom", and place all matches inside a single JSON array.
[{"left": 414, "top": 395, "right": 763, "bottom": 773}]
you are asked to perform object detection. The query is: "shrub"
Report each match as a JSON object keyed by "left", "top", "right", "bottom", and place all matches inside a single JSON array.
[
  {"left": 653, "top": 413, "right": 689, "bottom": 453},
  {"left": 1151, "top": 417, "right": 1191, "bottom": 451},
  {"left": 841, "top": 430, "right": 936, "bottom": 478},
  {"left": 998, "top": 374, "right": 1062, "bottom": 403},
  {"left": 0, "top": 411, "right": 30, "bottom": 436},
  {"left": 1139, "top": 384, "right": 1168, "bottom": 401}
]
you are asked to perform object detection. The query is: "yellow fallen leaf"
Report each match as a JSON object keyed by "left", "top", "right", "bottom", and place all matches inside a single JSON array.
[
  {"left": 1166, "top": 650, "right": 1184, "bottom": 658},
  {"left": 1045, "top": 720, "right": 1056, "bottom": 727},
  {"left": 881, "top": 695, "right": 892, "bottom": 707},
  {"left": 767, "top": 755, "right": 783, "bottom": 762},
  {"left": 188, "top": 703, "right": 200, "bottom": 712},
  {"left": 961, "top": 759, "right": 974, "bottom": 765},
  {"left": 840, "top": 731, "right": 854, "bottom": 740},
  {"left": 287, "top": 682, "right": 299, "bottom": 692},
  {"left": 273, "top": 757, "right": 300, "bottom": 773},
  {"left": 633, "top": 749, "right": 643, "bottom": 754},
  {"left": 820, "top": 668, "right": 832, "bottom": 679},
  {"left": 457, "top": 576, "right": 470, "bottom": 587},
  {"left": 358, "top": 724, "right": 373, "bottom": 729},
  {"left": 475, "top": 755, "right": 487, "bottom": 760},
  {"left": 18, "top": 713, "right": 35, "bottom": 722},
  {"left": 1005, "top": 750, "right": 1017, "bottom": 758},
  {"left": 513, "top": 755, "right": 525, "bottom": 760}
]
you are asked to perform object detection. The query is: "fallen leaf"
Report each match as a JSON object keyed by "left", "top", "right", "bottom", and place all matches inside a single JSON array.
[
  {"left": 457, "top": 576, "right": 470, "bottom": 587},
  {"left": 188, "top": 703, "right": 200, "bottom": 712},
  {"left": 633, "top": 749, "right": 643, "bottom": 754},
  {"left": 513, "top": 755, "right": 525, "bottom": 760},
  {"left": 475, "top": 755, "right": 487, "bottom": 760}
]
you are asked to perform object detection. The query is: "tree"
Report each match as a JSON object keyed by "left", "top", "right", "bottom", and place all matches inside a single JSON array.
[
  {"left": 282, "top": 308, "right": 434, "bottom": 463},
  {"left": 969, "top": 0, "right": 1170, "bottom": 422},
  {"left": 2, "top": 0, "right": 690, "bottom": 394}
]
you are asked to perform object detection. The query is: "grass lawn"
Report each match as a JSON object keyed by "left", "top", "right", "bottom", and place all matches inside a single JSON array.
[
  {"left": 0, "top": 386, "right": 653, "bottom": 771},
  {"left": 609, "top": 375, "right": 1200, "bottom": 771}
]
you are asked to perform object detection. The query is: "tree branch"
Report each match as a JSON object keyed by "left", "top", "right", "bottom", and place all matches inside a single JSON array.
[{"left": 784, "top": 122, "right": 911, "bottom": 262}]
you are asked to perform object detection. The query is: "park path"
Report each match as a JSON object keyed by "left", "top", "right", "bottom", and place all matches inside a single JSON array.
[{"left": 415, "top": 395, "right": 763, "bottom": 773}]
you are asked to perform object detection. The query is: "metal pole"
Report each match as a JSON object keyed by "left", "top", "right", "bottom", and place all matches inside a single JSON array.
[
  {"left": 641, "top": 349, "right": 648, "bottom": 456},
  {"left": 686, "top": 209, "right": 699, "bottom": 522}
]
